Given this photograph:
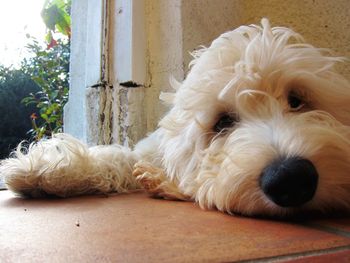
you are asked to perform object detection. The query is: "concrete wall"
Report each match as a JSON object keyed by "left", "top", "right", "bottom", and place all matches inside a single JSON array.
[
  {"left": 64, "top": 0, "right": 103, "bottom": 143},
  {"left": 144, "top": 1, "right": 184, "bottom": 133}
]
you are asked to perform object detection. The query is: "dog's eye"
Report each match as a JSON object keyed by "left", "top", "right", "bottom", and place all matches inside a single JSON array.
[
  {"left": 288, "top": 93, "right": 305, "bottom": 111},
  {"left": 213, "top": 114, "right": 238, "bottom": 133}
]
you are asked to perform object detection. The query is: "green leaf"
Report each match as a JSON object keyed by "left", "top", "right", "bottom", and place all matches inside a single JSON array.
[
  {"left": 41, "top": 5, "right": 60, "bottom": 31},
  {"left": 41, "top": 113, "right": 49, "bottom": 121},
  {"left": 41, "top": 0, "right": 71, "bottom": 37}
]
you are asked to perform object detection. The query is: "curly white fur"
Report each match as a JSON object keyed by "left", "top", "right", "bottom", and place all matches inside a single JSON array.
[
  {"left": 1, "top": 134, "right": 139, "bottom": 197},
  {"left": 1, "top": 18, "right": 350, "bottom": 217}
]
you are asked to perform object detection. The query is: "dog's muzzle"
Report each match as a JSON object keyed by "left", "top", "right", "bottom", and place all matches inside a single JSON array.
[{"left": 260, "top": 157, "right": 318, "bottom": 207}]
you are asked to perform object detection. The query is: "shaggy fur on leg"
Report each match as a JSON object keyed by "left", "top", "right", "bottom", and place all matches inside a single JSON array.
[
  {"left": 1, "top": 134, "right": 139, "bottom": 197},
  {"left": 1, "top": 19, "right": 350, "bottom": 217}
]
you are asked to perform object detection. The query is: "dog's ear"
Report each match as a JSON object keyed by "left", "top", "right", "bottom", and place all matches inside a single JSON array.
[
  {"left": 189, "top": 46, "right": 208, "bottom": 69},
  {"left": 169, "top": 75, "right": 182, "bottom": 91},
  {"left": 159, "top": 76, "right": 182, "bottom": 106},
  {"left": 159, "top": 92, "right": 175, "bottom": 106}
]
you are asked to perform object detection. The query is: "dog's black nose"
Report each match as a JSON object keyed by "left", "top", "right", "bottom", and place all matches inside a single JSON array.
[{"left": 260, "top": 157, "right": 318, "bottom": 207}]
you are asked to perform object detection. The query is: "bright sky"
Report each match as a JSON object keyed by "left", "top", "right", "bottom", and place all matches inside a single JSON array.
[{"left": 0, "top": 0, "right": 46, "bottom": 67}]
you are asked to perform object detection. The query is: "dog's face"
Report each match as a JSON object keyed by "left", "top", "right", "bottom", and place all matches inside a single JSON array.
[{"left": 159, "top": 19, "right": 350, "bottom": 217}]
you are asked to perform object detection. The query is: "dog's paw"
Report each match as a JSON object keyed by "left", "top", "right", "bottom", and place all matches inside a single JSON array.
[
  {"left": 132, "top": 161, "right": 166, "bottom": 192},
  {"left": 132, "top": 161, "right": 189, "bottom": 201}
]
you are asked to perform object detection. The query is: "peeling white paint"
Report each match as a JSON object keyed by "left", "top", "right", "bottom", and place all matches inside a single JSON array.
[{"left": 111, "top": 85, "right": 145, "bottom": 147}]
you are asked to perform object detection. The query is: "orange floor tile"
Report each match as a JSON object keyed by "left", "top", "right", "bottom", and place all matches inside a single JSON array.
[{"left": 0, "top": 190, "right": 349, "bottom": 262}]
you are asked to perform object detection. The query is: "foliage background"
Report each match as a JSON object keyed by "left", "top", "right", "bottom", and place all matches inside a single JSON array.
[
  {"left": 0, "top": 67, "right": 40, "bottom": 158},
  {"left": 0, "top": 0, "right": 70, "bottom": 159},
  {"left": 21, "top": 38, "right": 70, "bottom": 140}
]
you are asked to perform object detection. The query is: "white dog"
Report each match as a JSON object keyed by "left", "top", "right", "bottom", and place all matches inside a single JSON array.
[{"left": 1, "top": 19, "right": 350, "bottom": 217}]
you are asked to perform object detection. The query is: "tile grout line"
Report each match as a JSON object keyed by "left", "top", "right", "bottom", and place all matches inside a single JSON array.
[
  {"left": 236, "top": 245, "right": 350, "bottom": 263},
  {"left": 301, "top": 222, "right": 350, "bottom": 239}
]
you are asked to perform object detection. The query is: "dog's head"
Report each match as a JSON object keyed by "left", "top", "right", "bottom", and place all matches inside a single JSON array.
[{"left": 159, "top": 19, "right": 350, "bottom": 217}]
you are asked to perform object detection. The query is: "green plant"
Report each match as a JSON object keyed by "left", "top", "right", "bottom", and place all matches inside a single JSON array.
[
  {"left": 21, "top": 0, "right": 71, "bottom": 140},
  {"left": 21, "top": 38, "right": 70, "bottom": 140},
  {"left": 0, "top": 66, "right": 40, "bottom": 158}
]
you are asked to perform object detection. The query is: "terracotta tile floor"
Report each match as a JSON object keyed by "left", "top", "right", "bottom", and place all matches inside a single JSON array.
[{"left": 0, "top": 190, "right": 349, "bottom": 262}]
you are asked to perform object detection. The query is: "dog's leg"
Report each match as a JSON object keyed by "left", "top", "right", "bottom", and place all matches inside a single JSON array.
[
  {"left": 133, "top": 161, "right": 189, "bottom": 200},
  {"left": 0, "top": 134, "right": 140, "bottom": 197}
]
